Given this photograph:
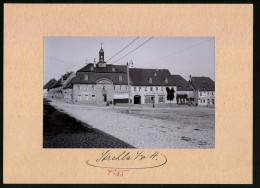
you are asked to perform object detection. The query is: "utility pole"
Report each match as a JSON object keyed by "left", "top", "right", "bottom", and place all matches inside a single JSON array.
[{"left": 127, "top": 61, "right": 133, "bottom": 114}]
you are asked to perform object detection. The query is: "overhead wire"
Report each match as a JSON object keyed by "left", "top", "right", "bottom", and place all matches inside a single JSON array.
[
  {"left": 147, "top": 38, "right": 214, "bottom": 65},
  {"left": 106, "top": 37, "right": 139, "bottom": 62},
  {"left": 111, "top": 37, "right": 154, "bottom": 65},
  {"left": 44, "top": 56, "right": 83, "bottom": 68}
]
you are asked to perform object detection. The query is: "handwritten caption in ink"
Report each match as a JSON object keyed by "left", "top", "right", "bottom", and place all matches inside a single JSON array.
[{"left": 86, "top": 150, "right": 167, "bottom": 171}]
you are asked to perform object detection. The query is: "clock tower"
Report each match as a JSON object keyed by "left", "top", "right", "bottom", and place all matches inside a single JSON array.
[{"left": 98, "top": 43, "right": 106, "bottom": 67}]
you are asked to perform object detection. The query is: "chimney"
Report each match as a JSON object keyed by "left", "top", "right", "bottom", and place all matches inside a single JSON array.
[
  {"left": 93, "top": 58, "right": 96, "bottom": 68},
  {"left": 154, "top": 68, "right": 158, "bottom": 76},
  {"left": 189, "top": 75, "right": 191, "bottom": 82},
  {"left": 61, "top": 75, "right": 64, "bottom": 84}
]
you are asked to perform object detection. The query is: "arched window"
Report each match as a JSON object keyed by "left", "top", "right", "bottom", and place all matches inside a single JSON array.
[
  {"left": 84, "top": 74, "right": 88, "bottom": 81},
  {"left": 165, "top": 78, "right": 168, "bottom": 83},
  {"left": 112, "top": 67, "right": 115, "bottom": 72},
  {"left": 119, "top": 75, "right": 122, "bottom": 81},
  {"left": 149, "top": 77, "right": 152, "bottom": 83}
]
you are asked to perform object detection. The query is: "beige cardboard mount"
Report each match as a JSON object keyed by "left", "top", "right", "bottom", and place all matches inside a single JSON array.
[{"left": 3, "top": 4, "right": 253, "bottom": 184}]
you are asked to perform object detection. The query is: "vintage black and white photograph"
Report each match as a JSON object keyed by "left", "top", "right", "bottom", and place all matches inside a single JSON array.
[{"left": 43, "top": 37, "right": 215, "bottom": 149}]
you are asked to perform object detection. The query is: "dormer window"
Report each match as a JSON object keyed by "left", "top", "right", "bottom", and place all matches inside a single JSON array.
[
  {"left": 149, "top": 77, "right": 152, "bottom": 83},
  {"left": 119, "top": 75, "right": 122, "bottom": 81},
  {"left": 154, "top": 72, "right": 157, "bottom": 76},
  {"left": 112, "top": 67, "right": 115, "bottom": 72},
  {"left": 90, "top": 66, "right": 94, "bottom": 71},
  {"left": 84, "top": 74, "right": 88, "bottom": 81},
  {"left": 165, "top": 78, "right": 168, "bottom": 83}
]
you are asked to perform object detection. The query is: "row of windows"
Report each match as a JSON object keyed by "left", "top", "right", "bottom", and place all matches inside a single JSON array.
[
  {"left": 77, "top": 85, "right": 176, "bottom": 92},
  {"left": 78, "top": 85, "right": 95, "bottom": 90},
  {"left": 199, "top": 91, "right": 215, "bottom": 97},
  {"left": 89, "top": 66, "right": 117, "bottom": 72},
  {"left": 148, "top": 77, "right": 168, "bottom": 84},
  {"left": 84, "top": 74, "right": 169, "bottom": 84},
  {"left": 77, "top": 85, "right": 128, "bottom": 91},
  {"left": 84, "top": 74, "right": 123, "bottom": 81},
  {"left": 134, "top": 86, "right": 165, "bottom": 92},
  {"left": 199, "top": 99, "right": 214, "bottom": 104},
  {"left": 77, "top": 95, "right": 95, "bottom": 101},
  {"left": 114, "top": 85, "right": 128, "bottom": 91},
  {"left": 178, "top": 91, "right": 193, "bottom": 94}
]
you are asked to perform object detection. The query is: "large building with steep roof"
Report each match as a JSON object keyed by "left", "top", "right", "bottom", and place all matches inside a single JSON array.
[
  {"left": 171, "top": 75, "right": 195, "bottom": 104},
  {"left": 190, "top": 76, "right": 215, "bottom": 106},
  {"left": 69, "top": 46, "right": 177, "bottom": 104},
  {"left": 130, "top": 68, "right": 176, "bottom": 104},
  {"left": 72, "top": 46, "right": 129, "bottom": 104}
]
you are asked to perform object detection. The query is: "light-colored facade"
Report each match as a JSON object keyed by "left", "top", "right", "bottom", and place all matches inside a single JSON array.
[
  {"left": 72, "top": 80, "right": 129, "bottom": 104},
  {"left": 190, "top": 76, "right": 215, "bottom": 106},
  {"left": 197, "top": 91, "right": 215, "bottom": 106},
  {"left": 43, "top": 89, "right": 48, "bottom": 98},
  {"left": 43, "top": 78, "right": 57, "bottom": 98},
  {"left": 63, "top": 88, "right": 73, "bottom": 102},
  {"left": 131, "top": 86, "right": 177, "bottom": 104}
]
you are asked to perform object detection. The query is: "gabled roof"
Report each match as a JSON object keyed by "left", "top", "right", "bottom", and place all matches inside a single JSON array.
[
  {"left": 73, "top": 72, "right": 128, "bottom": 85},
  {"left": 171, "top": 75, "right": 194, "bottom": 91},
  {"left": 129, "top": 68, "right": 174, "bottom": 86},
  {"left": 63, "top": 77, "right": 75, "bottom": 89},
  {"left": 50, "top": 72, "right": 73, "bottom": 89},
  {"left": 63, "top": 72, "right": 73, "bottom": 80},
  {"left": 191, "top": 76, "right": 215, "bottom": 91},
  {"left": 43, "top": 78, "right": 57, "bottom": 89},
  {"left": 77, "top": 63, "right": 127, "bottom": 73},
  {"left": 50, "top": 78, "right": 62, "bottom": 88}
]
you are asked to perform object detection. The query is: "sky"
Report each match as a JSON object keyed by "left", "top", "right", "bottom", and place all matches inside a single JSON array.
[{"left": 44, "top": 37, "right": 215, "bottom": 84}]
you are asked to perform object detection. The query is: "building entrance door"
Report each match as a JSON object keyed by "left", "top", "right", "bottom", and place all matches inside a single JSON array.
[{"left": 134, "top": 95, "right": 141, "bottom": 104}]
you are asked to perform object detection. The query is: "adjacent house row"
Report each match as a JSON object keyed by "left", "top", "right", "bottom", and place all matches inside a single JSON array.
[{"left": 44, "top": 46, "right": 215, "bottom": 106}]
